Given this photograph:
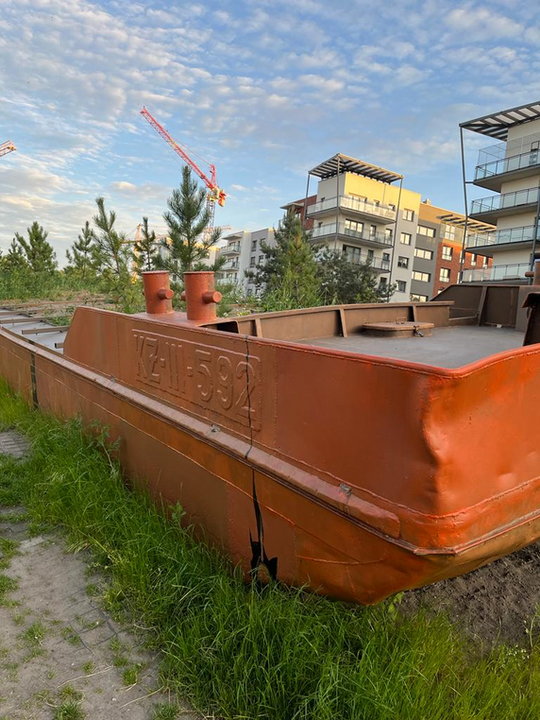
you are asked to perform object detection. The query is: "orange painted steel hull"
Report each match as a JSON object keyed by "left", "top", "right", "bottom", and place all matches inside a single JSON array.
[{"left": 0, "top": 307, "right": 539, "bottom": 603}]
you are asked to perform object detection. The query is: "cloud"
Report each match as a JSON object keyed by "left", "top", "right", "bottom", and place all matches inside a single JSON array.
[{"left": 0, "top": 0, "right": 539, "bottom": 243}]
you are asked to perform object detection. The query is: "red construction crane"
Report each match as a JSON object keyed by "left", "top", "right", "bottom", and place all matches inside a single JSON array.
[
  {"left": 140, "top": 107, "right": 226, "bottom": 233},
  {"left": 0, "top": 141, "right": 15, "bottom": 158}
]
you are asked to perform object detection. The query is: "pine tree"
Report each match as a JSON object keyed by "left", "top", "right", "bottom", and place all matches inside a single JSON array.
[
  {"left": 248, "top": 210, "right": 320, "bottom": 311},
  {"left": 91, "top": 197, "right": 139, "bottom": 311},
  {"left": 13, "top": 221, "right": 57, "bottom": 273},
  {"left": 133, "top": 217, "right": 158, "bottom": 274},
  {"left": 66, "top": 221, "right": 96, "bottom": 281},
  {"left": 316, "top": 247, "right": 394, "bottom": 304},
  {"left": 92, "top": 197, "right": 131, "bottom": 276},
  {"left": 158, "top": 166, "right": 221, "bottom": 277},
  {"left": 3, "top": 239, "right": 28, "bottom": 271}
]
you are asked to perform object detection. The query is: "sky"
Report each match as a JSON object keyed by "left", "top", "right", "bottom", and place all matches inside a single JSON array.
[{"left": 1, "top": 0, "right": 540, "bottom": 265}]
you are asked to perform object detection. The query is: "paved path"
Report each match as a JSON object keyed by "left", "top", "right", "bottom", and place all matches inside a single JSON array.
[{"left": 0, "top": 432, "right": 199, "bottom": 720}]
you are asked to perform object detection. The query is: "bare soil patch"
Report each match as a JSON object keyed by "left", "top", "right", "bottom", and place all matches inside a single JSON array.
[{"left": 401, "top": 542, "right": 540, "bottom": 648}]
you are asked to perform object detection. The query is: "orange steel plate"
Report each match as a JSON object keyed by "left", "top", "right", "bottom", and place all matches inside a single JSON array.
[{"left": 0, "top": 306, "right": 538, "bottom": 604}]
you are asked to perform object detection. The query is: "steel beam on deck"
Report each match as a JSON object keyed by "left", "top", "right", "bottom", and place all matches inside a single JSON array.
[
  {"left": 0, "top": 317, "right": 48, "bottom": 324},
  {"left": 21, "top": 326, "right": 70, "bottom": 335}
]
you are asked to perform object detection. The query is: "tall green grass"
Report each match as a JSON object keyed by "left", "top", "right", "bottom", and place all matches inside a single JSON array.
[{"left": 0, "top": 382, "right": 538, "bottom": 719}]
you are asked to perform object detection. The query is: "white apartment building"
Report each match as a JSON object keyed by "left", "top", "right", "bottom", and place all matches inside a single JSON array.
[
  {"left": 461, "top": 101, "right": 540, "bottom": 281},
  {"left": 218, "top": 228, "right": 275, "bottom": 294}
]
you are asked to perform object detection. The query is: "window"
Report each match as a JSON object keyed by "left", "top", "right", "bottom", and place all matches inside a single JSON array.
[
  {"left": 369, "top": 224, "right": 377, "bottom": 238},
  {"left": 383, "top": 252, "right": 390, "bottom": 262},
  {"left": 397, "top": 256, "right": 409, "bottom": 268},
  {"left": 251, "top": 240, "right": 257, "bottom": 252},
  {"left": 414, "top": 247, "right": 433, "bottom": 260},
  {"left": 483, "top": 256, "right": 489, "bottom": 267},
  {"left": 258, "top": 255, "right": 265, "bottom": 263},
  {"left": 411, "top": 293, "right": 428, "bottom": 302},
  {"left": 385, "top": 228, "right": 393, "bottom": 241},
  {"left": 412, "top": 270, "right": 431, "bottom": 282},
  {"left": 344, "top": 245, "right": 361, "bottom": 263},
  {"left": 250, "top": 256, "right": 256, "bottom": 267},
  {"left": 400, "top": 232, "right": 412, "bottom": 245},
  {"left": 443, "top": 224, "right": 456, "bottom": 241},
  {"left": 367, "top": 249, "right": 374, "bottom": 261},
  {"left": 441, "top": 245, "right": 453, "bottom": 261},
  {"left": 469, "top": 253, "right": 477, "bottom": 266},
  {"left": 397, "top": 280, "right": 407, "bottom": 293},
  {"left": 418, "top": 225, "right": 436, "bottom": 238},
  {"left": 403, "top": 209, "right": 415, "bottom": 221},
  {"left": 344, "top": 219, "right": 364, "bottom": 235},
  {"left": 439, "top": 267, "right": 451, "bottom": 282},
  {"left": 379, "top": 276, "right": 388, "bottom": 287},
  {"left": 388, "top": 204, "right": 396, "bottom": 211}
]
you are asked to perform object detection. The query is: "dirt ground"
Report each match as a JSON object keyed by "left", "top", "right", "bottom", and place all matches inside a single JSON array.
[
  {"left": 400, "top": 541, "right": 540, "bottom": 648},
  {"left": 0, "top": 432, "right": 199, "bottom": 720}
]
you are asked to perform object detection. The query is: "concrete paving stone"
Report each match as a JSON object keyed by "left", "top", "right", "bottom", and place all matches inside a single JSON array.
[
  {"left": 0, "top": 430, "right": 30, "bottom": 458},
  {"left": 0, "top": 517, "right": 200, "bottom": 719}
]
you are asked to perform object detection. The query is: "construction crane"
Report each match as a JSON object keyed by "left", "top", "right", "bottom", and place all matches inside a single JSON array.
[
  {"left": 0, "top": 141, "right": 15, "bottom": 158},
  {"left": 140, "top": 107, "right": 226, "bottom": 235}
]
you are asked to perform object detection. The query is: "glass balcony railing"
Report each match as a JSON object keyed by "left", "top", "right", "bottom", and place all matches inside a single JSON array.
[
  {"left": 471, "top": 187, "right": 539, "bottom": 215},
  {"left": 221, "top": 243, "right": 240, "bottom": 255},
  {"left": 311, "top": 221, "right": 393, "bottom": 246},
  {"left": 462, "top": 262, "right": 530, "bottom": 283},
  {"left": 466, "top": 225, "right": 537, "bottom": 248},
  {"left": 475, "top": 149, "right": 540, "bottom": 181},
  {"left": 309, "top": 195, "right": 396, "bottom": 221},
  {"left": 345, "top": 254, "right": 391, "bottom": 272}
]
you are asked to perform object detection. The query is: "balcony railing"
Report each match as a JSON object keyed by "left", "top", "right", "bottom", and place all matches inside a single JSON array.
[
  {"left": 462, "top": 262, "right": 530, "bottom": 282},
  {"left": 475, "top": 149, "right": 540, "bottom": 182},
  {"left": 221, "top": 243, "right": 240, "bottom": 256},
  {"left": 471, "top": 187, "right": 539, "bottom": 216},
  {"left": 309, "top": 195, "right": 396, "bottom": 221},
  {"left": 466, "top": 225, "right": 537, "bottom": 249},
  {"left": 311, "top": 221, "right": 393, "bottom": 247}
]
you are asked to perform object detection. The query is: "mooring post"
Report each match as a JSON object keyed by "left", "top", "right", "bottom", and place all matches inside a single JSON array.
[
  {"left": 181, "top": 271, "right": 222, "bottom": 324},
  {"left": 141, "top": 271, "right": 175, "bottom": 315}
]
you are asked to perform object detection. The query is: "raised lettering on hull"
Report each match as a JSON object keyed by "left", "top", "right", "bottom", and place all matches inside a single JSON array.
[{"left": 133, "top": 330, "right": 262, "bottom": 429}]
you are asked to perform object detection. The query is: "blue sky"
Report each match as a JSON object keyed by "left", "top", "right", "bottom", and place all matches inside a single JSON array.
[{"left": 1, "top": 0, "right": 540, "bottom": 264}]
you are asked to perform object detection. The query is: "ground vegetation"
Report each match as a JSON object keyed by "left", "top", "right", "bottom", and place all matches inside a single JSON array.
[{"left": 0, "top": 383, "right": 538, "bottom": 720}]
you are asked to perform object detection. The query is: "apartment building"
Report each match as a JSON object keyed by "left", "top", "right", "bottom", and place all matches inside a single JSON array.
[
  {"left": 218, "top": 228, "right": 275, "bottom": 294},
  {"left": 410, "top": 202, "right": 493, "bottom": 300},
  {"left": 461, "top": 100, "right": 540, "bottom": 281},
  {"left": 284, "top": 154, "right": 422, "bottom": 302}
]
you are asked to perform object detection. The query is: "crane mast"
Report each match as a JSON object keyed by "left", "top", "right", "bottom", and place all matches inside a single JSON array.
[{"left": 0, "top": 141, "right": 16, "bottom": 158}]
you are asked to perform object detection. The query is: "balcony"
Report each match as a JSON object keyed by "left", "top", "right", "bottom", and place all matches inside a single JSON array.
[
  {"left": 311, "top": 221, "right": 394, "bottom": 249},
  {"left": 461, "top": 262, "right": 530, "bottom": 283},
  {"left": 469, "top": 187, "right": 539, "bottom": 224},
  {"left": 308, "top": 194, "right": 396, "bottom": 223},
  {"left": 344, "top": 250, "right": 391, "bottom": 272},
  {"left": 474, "top": 148, "right": 540, "bottom": 191},
  {"left": 465, "top": 224, "right": 537, "bottom": 252},
  {"left": 221, "top": 243, "right": 240, "bottom": 256}
]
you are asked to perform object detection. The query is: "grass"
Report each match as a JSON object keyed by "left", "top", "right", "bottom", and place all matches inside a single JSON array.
[
  {"left": 52, "top": 701, "right": 84, "bottom": 720},
  {"left": 19, "top": 620, "right": 47, "bottom": 658},
  {"left": 152, "top": 703, "right": 181, "bottom": 720},
  {"left": 0, "top": 573, "right": 18, "bottom": 605},
  {"left": 122, "top": 662, "right": 142, "bottom": 686},
  {"left": 0, "top": 381, "right": 539, "bottom": 719}
]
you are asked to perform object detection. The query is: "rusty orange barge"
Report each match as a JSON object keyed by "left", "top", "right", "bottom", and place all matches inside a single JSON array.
[{"left": 0, "top": 271, "right": 539, "bottom": 604}]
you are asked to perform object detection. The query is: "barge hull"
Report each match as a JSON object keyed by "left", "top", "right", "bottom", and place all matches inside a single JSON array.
[{"left": 0, "top": 299, "right": 539, "bottom": 603}]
